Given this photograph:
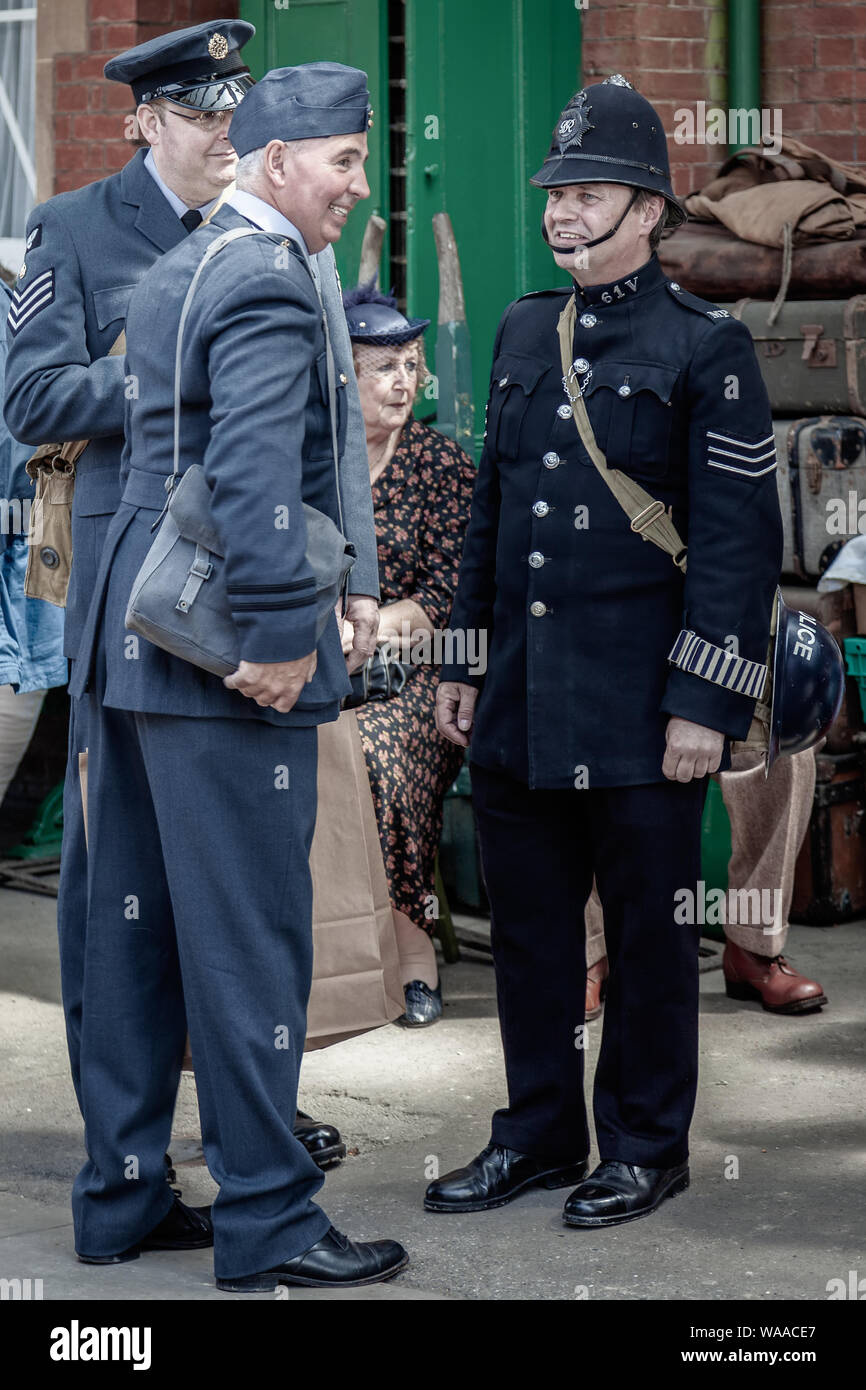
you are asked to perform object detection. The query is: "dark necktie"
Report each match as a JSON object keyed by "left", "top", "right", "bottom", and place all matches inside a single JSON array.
[{"left": 181, "top": 209, "right": 203, "bottom": 233}]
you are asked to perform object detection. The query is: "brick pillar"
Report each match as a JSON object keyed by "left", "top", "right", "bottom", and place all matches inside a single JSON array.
[
  {"left": 42, "top": 0, "right": 240, "bottom": 197},
  {"left": 580, "top": 0, "right": 727, "bottom": 201},
  {"left": 763, "top": 0, "right": 866, "bottom": 164},
  {"left": 580, "top": 0, "right": 866, "bottom": 200}
]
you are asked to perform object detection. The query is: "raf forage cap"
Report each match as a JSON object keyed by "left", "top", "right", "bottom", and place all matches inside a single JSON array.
[
  {"left": 103, "top": 19, "right": 255, "bottom": 111},
  {"left": 228, "top": 62, "right": 372, "bottom": 158}
]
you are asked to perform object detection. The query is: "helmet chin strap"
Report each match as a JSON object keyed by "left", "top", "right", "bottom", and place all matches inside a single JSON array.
[{"left": 541, "top": 186, "right": 641, "bottom": 254}]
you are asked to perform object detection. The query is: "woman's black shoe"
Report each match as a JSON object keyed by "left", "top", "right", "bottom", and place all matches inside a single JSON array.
[
  {"left": 424, "top": 1142, "right": 589, "bottom": 1212},
  {"left": 563, "top": 1159, "right": 690, "bottom": 1228},
  {"left": 216, "top": 1225, "right": 409, "bottom": 1291},
  {"left": 76, "top": 1195, "right": 213, "bottom": 1264},
  {"left": 397, "top": 980, "right": 442, "bottom": 1027}
]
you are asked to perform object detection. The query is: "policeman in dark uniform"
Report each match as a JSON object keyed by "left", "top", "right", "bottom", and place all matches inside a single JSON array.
[
  {"left": 429, "top": 77, "right": 782, "bottom": 1227},
  {"left": 3, "top": 22, "right": 362, "bottom": 1173}
]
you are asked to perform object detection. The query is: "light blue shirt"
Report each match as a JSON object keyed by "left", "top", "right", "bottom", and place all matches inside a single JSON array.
[{"left": 143, "top": 149, "right": 218, "bottom": 221}]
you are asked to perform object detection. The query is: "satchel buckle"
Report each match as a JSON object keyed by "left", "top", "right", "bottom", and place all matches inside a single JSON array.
[
  {"left": 189, "top": 555, "right": 213, "bottom": 582},
  {"left": 630, "top": 500, "right": 665, "bottom": 535}
]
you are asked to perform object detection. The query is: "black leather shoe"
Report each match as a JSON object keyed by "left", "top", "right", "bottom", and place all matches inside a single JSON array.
[
  {"left": 397, "top": 980, "right": 443, "bottom": 1027},
  {"left": 424, "top": 1142, "right": 589, "bottom": 1213},
  {"left": 294, "top": 1111, "right": 347, "bottom": 1168},
  {"left": 76, "top": 1195, "right": 213, "bottom": 1264},
  {"left": 216, "top": 1225, "right": 409, "bottom": 1292},
  {"left": 563, "top": 1159, "right": 690, "bottom": 1228}
]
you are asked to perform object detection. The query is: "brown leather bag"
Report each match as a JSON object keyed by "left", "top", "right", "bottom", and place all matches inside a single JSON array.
[
  {"left": 24, "top": 439, "right": 88, "bottom": 605},
  {"left": 23, "top": 329, "right": 126, "bottom": 606}
]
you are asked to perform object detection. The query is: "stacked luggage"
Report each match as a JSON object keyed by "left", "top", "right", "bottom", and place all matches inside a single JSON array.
[{"left": 660, "top": 226, "right": 866, "bottom": 922}]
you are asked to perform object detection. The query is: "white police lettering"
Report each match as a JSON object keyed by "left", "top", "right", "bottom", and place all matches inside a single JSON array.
[
  {"left": 707, "top": 309, "right": 730, "bottom": 319},
  {"left": 598, "top": 276, "right": 639, "bottom": 306},
  {"left": 793, "top": 611, "right": 817, "bottom": 661}
]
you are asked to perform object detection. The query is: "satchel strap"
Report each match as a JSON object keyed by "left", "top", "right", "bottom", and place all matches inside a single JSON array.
[
  {"left": 175, "top": 543, "right": 214, "bottom": 614},
  {"left": 556, "top": 293, "right": 688, "bottom": 574},
  {"left": 171, "top": 227, "right": 345, "bottom": 540}
]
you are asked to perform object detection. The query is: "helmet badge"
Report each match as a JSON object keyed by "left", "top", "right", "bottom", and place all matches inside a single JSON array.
[{"left": 556, "top": 92, "right": 594, "bottom": 152}]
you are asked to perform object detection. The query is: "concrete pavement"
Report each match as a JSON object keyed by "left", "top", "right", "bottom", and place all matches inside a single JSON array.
[{"left": 1, "top": 885, "right": 863, "bottom": 1301}]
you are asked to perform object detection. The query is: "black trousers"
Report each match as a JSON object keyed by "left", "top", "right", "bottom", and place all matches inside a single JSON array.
[{"left": 470, "top": 762, "right": 706, "bottom": 1169}]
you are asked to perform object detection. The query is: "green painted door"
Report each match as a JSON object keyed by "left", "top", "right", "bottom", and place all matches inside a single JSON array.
[
  {"left": 240, "top": 0, "right": 582, "bottom": 452},
  {"left": 405, "top": 1, "right": 581, "bottom": 449},
  {"left": 240, "top": 0, "right": 390, "bottom": 293}
]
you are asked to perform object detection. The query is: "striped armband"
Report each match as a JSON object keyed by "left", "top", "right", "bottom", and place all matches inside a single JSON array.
[{"left": 668, "top": 629, "right": 769, "bottom": 700}]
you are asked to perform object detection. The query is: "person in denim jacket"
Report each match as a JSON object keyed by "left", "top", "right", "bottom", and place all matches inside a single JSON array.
[{"left": 0, "top": 274, "right": 66, "bottom": 805}]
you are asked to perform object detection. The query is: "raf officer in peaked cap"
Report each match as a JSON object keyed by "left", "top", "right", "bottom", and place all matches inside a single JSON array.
[
  {"left": 430, "top": 78, "right": 782, "bottom": 1227},
  {"left": 66, "top": 63, "right": 407, "bottom": 1291}
]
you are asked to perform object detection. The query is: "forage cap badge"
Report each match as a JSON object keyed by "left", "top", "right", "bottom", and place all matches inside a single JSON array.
[{"left": 208, "top": 32, "right": 229, "bottom": 61}]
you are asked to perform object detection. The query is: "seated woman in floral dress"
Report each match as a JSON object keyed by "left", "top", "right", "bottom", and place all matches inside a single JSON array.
[{"left": 341, "top": 282, "right": 476, "bottom": 1025}]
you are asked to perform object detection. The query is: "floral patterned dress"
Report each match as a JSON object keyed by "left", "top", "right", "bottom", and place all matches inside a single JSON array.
[{"left": 356, "top": 416, "right": 477, "bottom": 935}]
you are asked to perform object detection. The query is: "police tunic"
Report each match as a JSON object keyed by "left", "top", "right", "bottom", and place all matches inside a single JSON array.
[{"left": 442, "top": 254, "right": 783, "bottom": 788}]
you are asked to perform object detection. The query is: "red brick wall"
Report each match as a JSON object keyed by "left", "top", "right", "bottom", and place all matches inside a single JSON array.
[
  {"left": 53, "top": 0, "right": 240, "bottom": 194},
  {"left": 581, "top": 0, "right": 866, "bottom": 200}
]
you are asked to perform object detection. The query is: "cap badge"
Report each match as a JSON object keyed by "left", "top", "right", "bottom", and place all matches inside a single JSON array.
[
  {"left": 208, "top": 32, "right": 229, "bottom": 61},
  {"left": 557, "top": 92, "right": 594, "bottom": 152}
]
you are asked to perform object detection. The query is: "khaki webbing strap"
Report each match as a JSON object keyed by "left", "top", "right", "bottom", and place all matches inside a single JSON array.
[{"left": 556, "top": 293, "right": 688, "bottom": 574}]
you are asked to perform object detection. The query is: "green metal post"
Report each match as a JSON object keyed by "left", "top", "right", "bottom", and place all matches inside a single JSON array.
[{"left": 727, "top": 0, "right": 761, "bottom": 154}]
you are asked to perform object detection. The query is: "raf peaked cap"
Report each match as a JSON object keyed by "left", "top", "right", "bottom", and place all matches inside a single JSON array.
[
  {"left": 228, "top": 63, "right": 372, "bottom": 158},
  {"left": 104, "top": 19, "right": 255, "bottom": 111}
]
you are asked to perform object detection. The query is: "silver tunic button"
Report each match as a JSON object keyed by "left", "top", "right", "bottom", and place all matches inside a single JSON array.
[
  {"left": 532, "top": 500, "right": 550, "bottom": 518},
  {"left": 579, "top": 312, "right": 597, "bottom": 328},
  {"left": 557, "top": 403, "right": 572, "bottom": 419},
  {"left": 528, "top": 551, "right": 545, "bottom": 568},
  {"left": 498, "top": 374, "right": 509, "bottom": 387},
  {"left": 669, "top": 282, "right": 681, "bottom": 291},
  {"left": 530, "top": 601, "right": 547, "bottom": 618},
  {"left": 573, "top": 357, "right": 590, "bottom": 374},
  {"left": 618, "top": 384, "right": 631, "bottom": 397},
  {"left": 543, "top": 451, "right": 560, "bottom": 469}
]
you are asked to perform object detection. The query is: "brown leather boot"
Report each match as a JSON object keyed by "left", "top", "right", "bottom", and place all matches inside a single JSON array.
[
  {"left": 585, "top": 956, "right": 609, "bottom": 1021},
  {"left": 723, "top": 940, "right": 827, "bottom": 1015}
]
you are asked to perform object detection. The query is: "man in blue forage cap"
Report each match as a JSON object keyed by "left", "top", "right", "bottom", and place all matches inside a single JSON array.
[
  {"left": 66, "top": 63, "right": 407, "bottom": 1292},
  {"left": 4, "top": 23, "right": 375, "bottom": 1200},
  {"left": 430, "top": 77, "right": 782, "bottom": 1229}
]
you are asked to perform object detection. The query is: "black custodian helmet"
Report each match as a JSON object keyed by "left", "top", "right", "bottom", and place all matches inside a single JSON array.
[{"left": 531, "top": 75, "right": 686, "bottom": 232}]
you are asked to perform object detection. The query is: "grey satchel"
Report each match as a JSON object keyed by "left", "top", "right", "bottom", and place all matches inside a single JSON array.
[{"left": 125, "top": 227, "right": 356, "bottom": 678}]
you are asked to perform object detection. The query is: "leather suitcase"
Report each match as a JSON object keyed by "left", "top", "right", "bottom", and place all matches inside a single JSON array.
[
  {"left": 659, "top": 223, "right": 866, "bottom": 300},
  {"left": 774, "top": 415, "right": 866, "bottom": 581},
  {"left": 774, "top": 421, "right": 797, "bottom": 577},
  {"left": 791, "top": 750, "right": 866, "bottom": 924},
  {"left": 732, "top": 298, "right": 866, "bottom": 415}
]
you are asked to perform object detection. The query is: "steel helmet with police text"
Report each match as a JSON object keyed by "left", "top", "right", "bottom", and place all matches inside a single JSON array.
[
  {"left": 766, "top": 590, "right": 844, "bottom": 770},
  {"left": 530, "top": 75, "right": 686, "bottom": 230}
]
